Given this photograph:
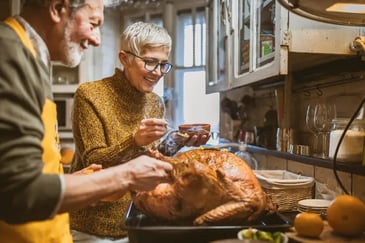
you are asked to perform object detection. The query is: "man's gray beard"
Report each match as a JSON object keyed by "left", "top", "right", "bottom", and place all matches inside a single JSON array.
[{"left": 62, "top": 20, "right": 83, "bottom": 67}]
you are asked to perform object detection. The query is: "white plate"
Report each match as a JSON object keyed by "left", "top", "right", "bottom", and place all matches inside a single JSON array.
[
  {"left": 298, "top": 199, "right": 331, "bottom": 208},
  {"left": 297, "top": 207, "right": 327, "bottom": 215},
  {"left": 237, "top": 228, "right": 288, "bottom": 243}
]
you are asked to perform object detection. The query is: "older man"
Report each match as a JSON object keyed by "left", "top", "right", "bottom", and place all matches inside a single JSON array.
[{"left": 0, "top": 1, "right": 173, "bottom": 242}]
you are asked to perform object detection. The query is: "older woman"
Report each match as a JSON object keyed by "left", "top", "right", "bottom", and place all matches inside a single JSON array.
[{"left": 69, "top": 22, "right": 209, "bottom": 242}]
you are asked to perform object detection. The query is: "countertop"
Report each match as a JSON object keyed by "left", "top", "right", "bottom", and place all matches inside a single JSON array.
[
  {"left": 286, "top": 221, "right": 365, "bottom": 243},
  {"left": 281, "top": 211, "right": 365, "bottom": 243},
  {"left": 208, "top": 222, "right": 365, "bottom": 243}
]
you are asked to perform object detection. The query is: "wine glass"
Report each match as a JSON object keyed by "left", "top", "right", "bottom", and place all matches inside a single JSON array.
[
  {"left": 313, "top": 102, "right": 336, "bottom": 159},
  {"left": 305, "top": 104, "right": 319, "bottom": 156}
]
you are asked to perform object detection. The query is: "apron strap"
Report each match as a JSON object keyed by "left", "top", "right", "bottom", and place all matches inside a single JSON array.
[{"left": 4, "top": 17, "right": 36, "bottom": 58}]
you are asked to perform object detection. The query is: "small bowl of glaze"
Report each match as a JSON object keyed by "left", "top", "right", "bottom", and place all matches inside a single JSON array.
[{"left": 178, "top": 123, "right": 211, "bottom": 143}]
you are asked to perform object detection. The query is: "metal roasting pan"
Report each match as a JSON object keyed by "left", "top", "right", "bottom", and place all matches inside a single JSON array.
[{"left": 124, "top": 203, "right": 291, "bottom": 243}]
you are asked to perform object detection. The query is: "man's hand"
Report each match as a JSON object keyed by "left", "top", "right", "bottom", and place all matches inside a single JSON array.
[{"left": 121, "top": 155, "right": 173, "bottom": 192}]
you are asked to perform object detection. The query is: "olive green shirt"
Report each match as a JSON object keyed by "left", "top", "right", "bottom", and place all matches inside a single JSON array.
[{"left": 0, "top": 16, "right": 70, "bottom": 243}]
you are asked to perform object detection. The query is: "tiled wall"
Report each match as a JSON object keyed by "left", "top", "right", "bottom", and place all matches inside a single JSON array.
[
  {"left": 252, "top": 152, "right": 365, "bottom": 202},
  {"left": 220, "top": 74, "right": 365, "bottom": 204},
  {"left": 220, "top": 79, "right": 365, "bottom": 147}
]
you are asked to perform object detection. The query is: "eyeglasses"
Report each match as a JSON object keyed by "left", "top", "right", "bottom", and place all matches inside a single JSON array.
[{"left": 125, "top": 51, "right": 173, "bottom": 74}]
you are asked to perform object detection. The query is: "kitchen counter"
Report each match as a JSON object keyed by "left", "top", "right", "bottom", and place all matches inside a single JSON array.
[
  {"left": 281, "top": 211, "right": 365, "bottom": 243},
  {"left": 286, "top": 221, "right": 365, "bottom": 243},
  {"left": 218, "top": 211, "right": 365, "bottom": 243}
]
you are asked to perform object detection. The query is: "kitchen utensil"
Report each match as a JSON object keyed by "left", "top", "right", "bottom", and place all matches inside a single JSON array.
[
  {"left": 274, "top": 88, "right": 284, "bottom": 128},
  {"left": 329, "top": 118, "right": 365, "bottom": 162},
  {"left": 276, "top": 128, "right": 295, "bottom": 152},
  {"left": 289, "top": 144, "right": 310, "bottom": 156}
]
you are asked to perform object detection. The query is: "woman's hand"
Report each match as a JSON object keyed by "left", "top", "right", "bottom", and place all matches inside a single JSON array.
[
  {"left": 134, "top": 118, "right": 168, "bottom": 146},
  {"left": 181, "top": 131, "right": 210, "bottom": 147},
  {"left": 172, "top": 130, "right": 210, "bottom": 147}
]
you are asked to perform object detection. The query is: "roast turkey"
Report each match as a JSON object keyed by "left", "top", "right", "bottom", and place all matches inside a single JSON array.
[{"left": 132, "top": 148, "right": 276, "bottom": 225}]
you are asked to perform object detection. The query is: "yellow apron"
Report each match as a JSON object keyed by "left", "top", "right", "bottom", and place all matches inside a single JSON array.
[{"left": 0, "top": 17, "right": 72, "bottom": 243}]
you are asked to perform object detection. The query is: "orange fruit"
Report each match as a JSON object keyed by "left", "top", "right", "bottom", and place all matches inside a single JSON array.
[
  {"left": 326, "top": 195, "right": 365, "bottom": 236},
  {"left": 294, "top": 212, "right": 324, "bottom": 238},
  {"left": 60, "top": 147, "right": 74, "bottom": 164}
]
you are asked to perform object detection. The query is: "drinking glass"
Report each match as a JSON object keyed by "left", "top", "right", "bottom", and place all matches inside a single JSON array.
[
  {"left": 210, "top": 128, "right": 220, "bottom": 145},
  {"left": 313, "top": 102, "right": 336, "bottom": 159},
  {"left": 305, "top": 104, "right": 319, "bottom": 156}
]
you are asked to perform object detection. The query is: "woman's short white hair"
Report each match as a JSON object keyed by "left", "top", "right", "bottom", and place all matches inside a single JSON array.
[{"left": 120, "top": 22, "right": 172, "bottom": 55}]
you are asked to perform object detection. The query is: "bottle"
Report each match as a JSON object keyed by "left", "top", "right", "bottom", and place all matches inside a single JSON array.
[
  {"left": 329, "top": 118, "right": 365, "bottom": 162},
  {"left": 235, "top": 142, "right": 258, "bottom": 170}
]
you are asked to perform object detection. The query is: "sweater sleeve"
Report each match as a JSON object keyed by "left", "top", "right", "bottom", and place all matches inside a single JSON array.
[
  {"left": 72, "top": 87, "right": 144, "bottom": 168},
  {"left": 0, "top": 27, "right": 62, "bottom": 223}
]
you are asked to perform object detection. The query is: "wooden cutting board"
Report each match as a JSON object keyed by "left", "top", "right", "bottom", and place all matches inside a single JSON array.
[{"left": 286, "top": 221, "right": 365, "bottom": 242}]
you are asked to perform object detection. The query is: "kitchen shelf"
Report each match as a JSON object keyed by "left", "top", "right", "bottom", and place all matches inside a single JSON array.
[
  {"left": 247, "top": 145, "right": 365, "bottom": 176},
  {"left": 58, "top": 131, "right": 73, "bottom": 140},
  {"left": 52, "top": 84, "right": 78, "bottom": 94}
]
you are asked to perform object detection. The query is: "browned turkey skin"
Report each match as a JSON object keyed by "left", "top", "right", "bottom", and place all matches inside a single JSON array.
[{"left": 132, "top": 148, "right": 276, "bottom": 226}]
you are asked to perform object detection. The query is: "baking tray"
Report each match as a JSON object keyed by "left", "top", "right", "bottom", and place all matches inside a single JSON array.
[{"left": 124, "top": 203, "right": 291, "bottom": 243}]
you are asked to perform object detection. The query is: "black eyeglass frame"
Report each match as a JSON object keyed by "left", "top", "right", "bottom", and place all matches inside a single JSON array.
[{"left": 125, "top": 51, "right": 173, "bottom": 74}]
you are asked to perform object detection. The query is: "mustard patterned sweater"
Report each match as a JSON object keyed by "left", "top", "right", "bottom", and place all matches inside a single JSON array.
[{"left": 69, "top": 68, "right": 164, "bottom": 238}]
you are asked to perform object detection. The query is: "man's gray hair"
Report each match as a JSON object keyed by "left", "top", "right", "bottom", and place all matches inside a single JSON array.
[{"left": 22, "top": 0, "right": 115, "bottom": 8}]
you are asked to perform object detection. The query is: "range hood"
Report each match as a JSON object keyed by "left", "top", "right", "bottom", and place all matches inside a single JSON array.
[{"left": 277, "top": 0, "right": 365, "bottom": 26}]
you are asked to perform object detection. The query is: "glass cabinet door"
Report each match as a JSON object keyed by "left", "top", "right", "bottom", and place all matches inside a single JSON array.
[
  {"left": 231, "top": 0, "right": 280, "bottom": 88},
  {"left": 255, "top": 0, "right": 275, "bottom": 69},
  {"left": 206, "top": 0, "right": 280, "bottom": 91},
  {"left": 206, "top": 0, "right": 231, "bottom": 93},
  {"left": 237, "top": 0, "right": 251, "bottom": 75}
]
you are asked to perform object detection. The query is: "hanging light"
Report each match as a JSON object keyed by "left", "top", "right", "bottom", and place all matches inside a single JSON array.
[{"left": 277, "top": 0, "right": 365, "bottom": 26}]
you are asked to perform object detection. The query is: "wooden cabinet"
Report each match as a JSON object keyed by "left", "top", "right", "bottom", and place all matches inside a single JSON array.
[
  {"left": 230, "top": 0, "right": 281, "bottom": 88},
  {"left": 206, "top": 0, "right": 283, "bottom": 93},
  {"left": 206, "top": 0, "right": 365, "bottom": 93}
]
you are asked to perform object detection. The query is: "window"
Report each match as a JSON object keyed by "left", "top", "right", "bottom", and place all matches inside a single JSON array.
[
  {"left": 174, "top": 7, "right": 220, "bottom": 133},
  {"left": 122, "top": 3, "right": 220, "bottom": 135}
]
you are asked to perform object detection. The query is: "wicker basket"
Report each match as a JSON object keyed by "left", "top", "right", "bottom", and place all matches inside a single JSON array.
[{"left": 254, "top": 170, "right": 314, "bottom": 212}]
